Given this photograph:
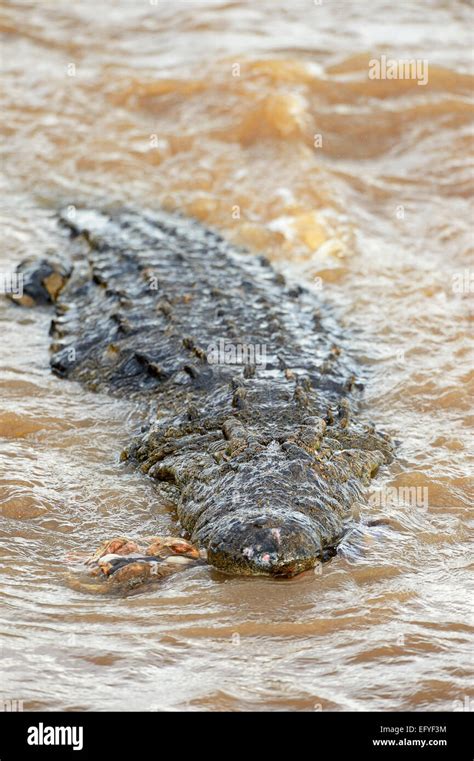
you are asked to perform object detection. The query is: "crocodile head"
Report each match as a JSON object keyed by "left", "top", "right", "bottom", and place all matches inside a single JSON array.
[
  {"left": 206, "top": 510, "right": 328, "bottom": 576},
  {"left": 188, "top": 440, "right": 354, "bottom": 577}
]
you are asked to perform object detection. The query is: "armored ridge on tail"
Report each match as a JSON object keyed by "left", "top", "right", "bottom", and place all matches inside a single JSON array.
[{"left": 25, "top": 207, "right": 392, "bottom": 576}]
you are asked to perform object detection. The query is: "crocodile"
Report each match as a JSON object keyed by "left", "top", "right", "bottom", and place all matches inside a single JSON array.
[{"left": 18, "top": 207, "right": 392, "bottom": 577}]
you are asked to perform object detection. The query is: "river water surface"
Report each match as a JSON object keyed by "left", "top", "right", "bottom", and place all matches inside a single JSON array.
[{"left": 0, "top": 0, "right": 473, "bottom": 711}]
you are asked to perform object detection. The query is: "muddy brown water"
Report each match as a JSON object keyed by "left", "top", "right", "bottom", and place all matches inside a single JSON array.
[{"left": 0, "top": 0, "right": 472, "bottom": 711}]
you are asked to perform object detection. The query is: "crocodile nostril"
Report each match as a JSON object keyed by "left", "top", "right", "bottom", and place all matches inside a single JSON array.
[{"left": 258, "top": 551, "right": 278, "bottom": 566}]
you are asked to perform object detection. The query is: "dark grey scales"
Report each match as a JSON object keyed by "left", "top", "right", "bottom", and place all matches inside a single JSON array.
[{"left": 29, "top": 208, "right": 393, "bottom": 576}]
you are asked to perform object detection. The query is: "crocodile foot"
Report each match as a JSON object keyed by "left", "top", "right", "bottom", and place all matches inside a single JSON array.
[{"left": 66, "top": 535, "right": 202, "bottom": 594}]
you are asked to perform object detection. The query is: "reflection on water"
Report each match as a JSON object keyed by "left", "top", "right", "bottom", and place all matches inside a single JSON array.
[{"left": 0, "top": 0, "right": 472, "bottom": 711}]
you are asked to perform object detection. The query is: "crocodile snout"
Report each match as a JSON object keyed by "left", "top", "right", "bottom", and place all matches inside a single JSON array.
[{"left": 206, "top": 511, "right": 324, "bottom": 576}]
